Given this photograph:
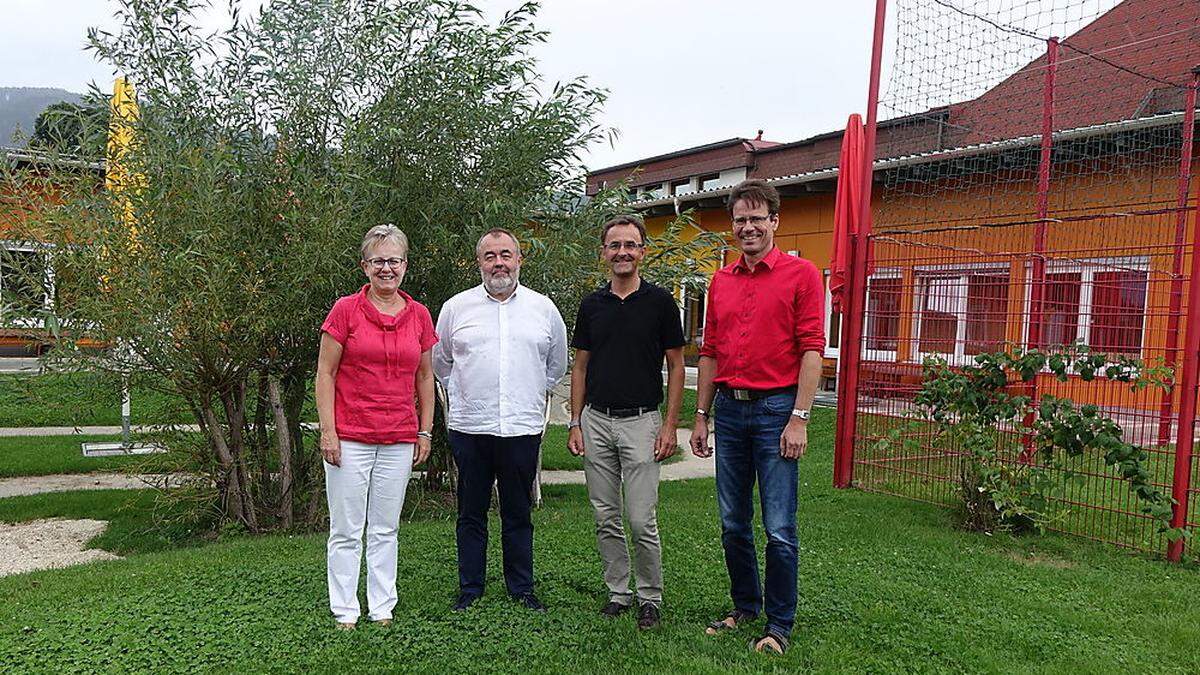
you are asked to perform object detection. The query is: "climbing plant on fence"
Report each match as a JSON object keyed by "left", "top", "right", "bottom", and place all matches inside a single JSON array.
[{"left": 876, "top": 345, "right": 1184, "bottom": 539}]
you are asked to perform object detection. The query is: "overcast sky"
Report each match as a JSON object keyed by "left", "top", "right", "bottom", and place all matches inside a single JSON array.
[{"left": 2, "top": 0, "right": 895, "bottom": 171}]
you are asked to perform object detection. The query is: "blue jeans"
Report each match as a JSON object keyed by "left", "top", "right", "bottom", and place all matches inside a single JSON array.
[{"left": 714, "top": 389, "right": 799, "bottom": 638}]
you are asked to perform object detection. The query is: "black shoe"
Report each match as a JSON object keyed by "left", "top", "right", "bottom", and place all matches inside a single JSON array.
[
  {"left": 515, "top": 593, "right": 546, "bottom": 613},
  {"left": 453, "top": 592, "right": 480, "bottom": 612},
  {"left": 600, "top": 601, "right": 631, "bottom": 618},
  {"left": 637, "top": 603, "right": 661, "bottom": 630}
]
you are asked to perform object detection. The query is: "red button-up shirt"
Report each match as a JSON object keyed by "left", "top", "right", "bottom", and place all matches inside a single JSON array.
[{"left": 699, "top": 247, "right": 826, "bottom": 390}]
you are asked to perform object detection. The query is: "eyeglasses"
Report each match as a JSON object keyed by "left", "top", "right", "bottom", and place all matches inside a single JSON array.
[
  {"left": 732, "top": 215, "right": 773, "bottom": 226},
  {"left": 366, "top": 257, "right": 406, "bottom": 269},
  {"left": 605, "top": 241, "right": 645, "bottom": 252}
]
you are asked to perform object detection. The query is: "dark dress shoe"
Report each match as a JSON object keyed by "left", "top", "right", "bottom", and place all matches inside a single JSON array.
[
  {"left": 637, "top": 603, "right": 661, "bottom": 630},
  {"left": 453, "top": 592, "right": 480, "bottom": 612},
  {"left": 600, "top": 601, "right": 631, "bottom": 617},
  {"left": 515, "top": 593, "right": 546, "bottom": 613}
]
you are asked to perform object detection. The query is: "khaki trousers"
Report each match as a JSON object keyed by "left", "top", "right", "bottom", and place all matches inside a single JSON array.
[{"left": 581, "top": 406, "right": 663, "bottom": 607}]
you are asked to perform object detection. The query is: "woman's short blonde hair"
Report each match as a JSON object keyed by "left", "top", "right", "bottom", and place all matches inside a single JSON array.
[{"left": 360, "top": 224, "right": 409, "bottom": 260}]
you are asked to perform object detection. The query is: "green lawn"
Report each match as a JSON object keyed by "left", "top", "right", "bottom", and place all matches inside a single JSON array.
[
  {"left": 3, "top": 409, "right": 1200, "bottom": 671},
  {"left": 0, "top": 372, "right": 192, "bottom": 427},
  {"left": 0, "top": 371, "right": 319, "bottom": 428},
  {"left": 0, "top": 435, "right": 185, "bottom": 478},
  {"left": 0, "top": 489, "right": 210, "bottom": 556}
]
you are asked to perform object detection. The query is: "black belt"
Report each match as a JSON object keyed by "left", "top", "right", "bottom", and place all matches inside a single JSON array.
[
  {"left": 589, "top": 404, "right": 656, "bottom": 418},
  {"left": 717, "top": 385, "right": 796, "bottom": 402}
]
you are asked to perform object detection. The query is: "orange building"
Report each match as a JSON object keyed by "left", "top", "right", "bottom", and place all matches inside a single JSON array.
[
  {"left": 0, "top": 147, "right": 104, "bottom": 354},
  {"left": 585, "top": 0, "right": 1199, "bottom": 407}
]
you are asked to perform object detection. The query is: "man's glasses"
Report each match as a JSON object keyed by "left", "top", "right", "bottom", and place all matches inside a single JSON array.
[
  {"left": 366, "top": 257, "right": 406, "bottom": 269},
  {"left": 605, "top": 241, "right": 645, "bottom": 252},
  {"left": 732, "top": 215, "right": 773, "bottom": 226}
]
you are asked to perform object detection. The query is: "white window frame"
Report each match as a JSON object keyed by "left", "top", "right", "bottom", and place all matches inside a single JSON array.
[
  {"left": 1020, "top": 255, "right": 1151, "bottom": 360},
  {"left": 863, "top": 268, "right": 902, "bottom": 362},
  {"left": 911, "top": 262, "right": 1013, "bottom": 366},
  {"left": 821, "top": 268, "right": 840, "bottom": 359},
  {"left": 0, "top": 240, "right": 55, "bottom": 330}
]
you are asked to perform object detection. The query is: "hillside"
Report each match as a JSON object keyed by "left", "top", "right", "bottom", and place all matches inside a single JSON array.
[{"left": 0, "top": 87, "right": 84, "bottom": 147}]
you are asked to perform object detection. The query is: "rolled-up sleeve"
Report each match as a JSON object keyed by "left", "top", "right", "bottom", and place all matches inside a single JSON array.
[
  {"left": 794, "top": 262, "right": 826, "bottom": 354},
  {"left": 321, "top": 298, "right": 350, "bottom": 344}
]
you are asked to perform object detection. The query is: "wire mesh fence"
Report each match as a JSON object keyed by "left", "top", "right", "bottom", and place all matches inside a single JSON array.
[
  {"left": 839, "top": 0, "right": 1200, "bottom": 558},
  {"left": 853, "top": 208, "right": 1194, "bottom": 554}
]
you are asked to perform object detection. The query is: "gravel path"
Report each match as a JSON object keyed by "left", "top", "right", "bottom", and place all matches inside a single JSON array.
[
  {"left": 0, "top": 473, "right": 189, "bottom": 499},
  {"left": 0, "top": 519, "right": 120, "bottom": 577}
]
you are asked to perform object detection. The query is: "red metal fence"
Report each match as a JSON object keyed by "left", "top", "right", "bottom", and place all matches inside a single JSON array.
[{"left": 833, "top": 0, "right": 1200, "bottom": 559}]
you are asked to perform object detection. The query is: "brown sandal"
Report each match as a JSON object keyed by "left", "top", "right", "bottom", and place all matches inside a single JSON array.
[
  {"left": 705, "top": 609, "right": 756, "bottom": 635},
  {"left": 750, "top": 630, "right": 789, "bottom": 654}
]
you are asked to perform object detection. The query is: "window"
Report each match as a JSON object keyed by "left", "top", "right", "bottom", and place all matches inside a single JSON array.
[
  {"left": 680, "top": 281, "right": 706, "bottom": 349},
  {"left": 638, "top": 184, "right": 664, "bottom": 200},
  {"left": 671, "top": 179, "right": 693, "bottom": 197},
  {"left": 914, "top": 268, "right": 1010, "bottom": 360},
  {"left": 865, "top": 274, "right": 902, "bottom": 356},
  {"left": 1029, "top": 262, "right": 1148, "bottom": 356},
  {"left": 0, "top": 245, "right": 52, "bottom": 327},
  {"left": 699, "top": 173, "right": 721, "bottom": 191},
  {"left": 823, "top": 269, "right": 840, "bottom": 357},
  {"left": 1090, "top": 271, "right": 1147, "bottom": 355}
]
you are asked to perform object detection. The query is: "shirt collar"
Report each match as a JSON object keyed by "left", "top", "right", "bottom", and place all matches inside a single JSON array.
[
  {"left": 734, "top": 246, "right": 782, "bottom": 274},
  {"left": 357, "top": 284, "right": 413, "bottom": 325},
  {"left": 480, "top": 282, "right": 521, "bottom": 304},
  {"left": 603, "top": 278, "right": 648, "bottom": 300}
]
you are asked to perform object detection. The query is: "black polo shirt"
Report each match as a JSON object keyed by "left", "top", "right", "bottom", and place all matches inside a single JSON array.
[{"left": 571, "top": 280, "right": 686, "bottom": 409}]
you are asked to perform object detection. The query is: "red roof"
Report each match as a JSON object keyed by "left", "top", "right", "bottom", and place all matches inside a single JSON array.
[
  {"left": 947, "top": 0, "right": 1199, "bottom": 145},
  {"left": 587, "top": 0, "right": 1200, "bottom": 190}
]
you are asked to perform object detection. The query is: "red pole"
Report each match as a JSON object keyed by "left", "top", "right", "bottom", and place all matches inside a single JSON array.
[
  {"left": 1156, "top": 70, "right": 1199, "bottom": 446},
  {"left": 1165, "top": 67, "right": 1200, "bottom": 563},
  {"left": 834, "top": 0, "right": 888, "bottom": 488},
  {"left": 1020, "top": 37, "right": 1059, "bottom": 463}
]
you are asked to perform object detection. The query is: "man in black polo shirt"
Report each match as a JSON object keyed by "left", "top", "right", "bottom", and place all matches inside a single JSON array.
[{"left": 567, "top": 214, "right": 686, "bottom": 630}]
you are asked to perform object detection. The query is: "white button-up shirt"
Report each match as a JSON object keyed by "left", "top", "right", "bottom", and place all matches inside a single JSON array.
[{"left": 433, "top": 283, "right": 568, "bottom": 437}]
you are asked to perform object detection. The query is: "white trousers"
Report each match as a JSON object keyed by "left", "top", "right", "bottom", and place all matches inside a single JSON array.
[{"left": 324, "top": 440, "right": 414, "bottom": 623}]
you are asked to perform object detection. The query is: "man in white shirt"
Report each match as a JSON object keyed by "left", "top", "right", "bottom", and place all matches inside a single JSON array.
[{"left": 434, "top": 228, "right": 568, "bottom": 613}]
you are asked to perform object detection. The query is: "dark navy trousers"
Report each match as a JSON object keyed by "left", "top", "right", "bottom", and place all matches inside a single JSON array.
[{"left": 449, "top": 430, "right": 541, "bottom": 597}]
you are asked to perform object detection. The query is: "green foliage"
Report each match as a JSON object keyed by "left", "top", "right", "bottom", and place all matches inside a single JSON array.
[
  {"left": 888, "top": 344, "right": 1181, "bottom": 538},
  {"left": 29, "top": 97, "right": 108, "bottom": 155},
  {"left": 6, "top": 0, "right": 638, "bottom": 532},
  {"left": 8, "top": 0, "right": 715, "bottom": 533}
]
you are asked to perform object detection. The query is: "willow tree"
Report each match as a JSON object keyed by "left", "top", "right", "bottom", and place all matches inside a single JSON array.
[{"left": 11, "top": 0, "right": 625, "bottom": 531}]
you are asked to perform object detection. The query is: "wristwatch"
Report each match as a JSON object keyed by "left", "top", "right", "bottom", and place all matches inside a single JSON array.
[
  {"left": 568, "top": 419, "right": 581, "bottom": 430},
  {"left": 791, "top": 408, "right": 811, "bottom": 421},
  {"left": 416, "top": 430, "right": 433, "bottom": 440},
  {"left": 695, "top": 409, "right": 709, "bottom": 419}
]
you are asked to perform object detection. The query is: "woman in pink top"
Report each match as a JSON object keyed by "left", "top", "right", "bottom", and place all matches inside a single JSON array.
[{"left": 315, "top": 224, "right": 438, "bottom": 630}]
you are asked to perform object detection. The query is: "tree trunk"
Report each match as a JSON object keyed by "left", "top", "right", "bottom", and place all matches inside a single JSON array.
[
  {"left": 267, "top": 374, "right": 294, "bottom": 529},
  {"left": 222, "top": 387, "right": 260, "bottom": 532},
  {"left": 201, "top": 401, "right": 247, "bottom": 525},
  {"left": 253, "top": 372, "right": 270, "bottom": 490}
]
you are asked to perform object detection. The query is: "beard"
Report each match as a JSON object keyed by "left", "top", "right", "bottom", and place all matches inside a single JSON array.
[{"left": 482, "top": 267, "right": 519, "bottom": 295}]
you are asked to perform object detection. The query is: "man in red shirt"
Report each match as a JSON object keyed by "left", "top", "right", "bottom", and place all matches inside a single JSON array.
[{"left": 689, "top": 179, "right": 825, "bottom": 655}]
